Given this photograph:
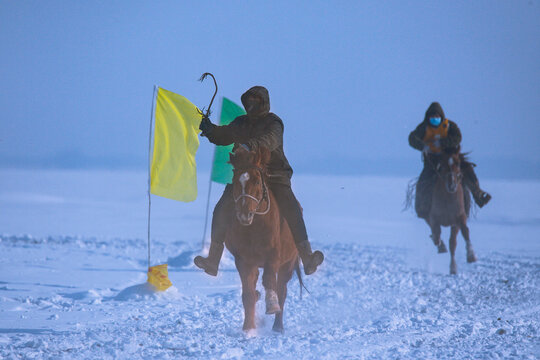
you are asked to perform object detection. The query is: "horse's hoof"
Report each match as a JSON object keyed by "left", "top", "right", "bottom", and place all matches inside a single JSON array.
[
  {"left": 265, "top": 290, "right": 281, "bottom": 314},
  {"left": 266, "top": 305, "right": 281, "bottom": 315},
  {"left": 450, "top": 263, "right": 457, "bottom": 275},
  {"left": 272, "top": 324, "right": 284, "bottom": 334},
  {"left": 265, "top": 301, "right": 281, "bottom": 315},
  {"left": 243, "top": 326, "right": 256, "bottom": 334},
  {"left": 467, "top": 253, "right": 478, "bottom": 263},
  {"left": 438, "top": 242, "right": 448, "bottom": 253}
]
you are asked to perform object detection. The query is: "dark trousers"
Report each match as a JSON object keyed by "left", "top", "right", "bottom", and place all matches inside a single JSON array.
[
  {"left": 210, "top": 185, "right": 234, "bottom": 245},
  {"left": 211, "top": 183, "right": 309, "bottom": 246}
]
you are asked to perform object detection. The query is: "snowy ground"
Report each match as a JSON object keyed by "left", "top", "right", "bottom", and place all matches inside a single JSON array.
[{"left": 0, "top": 169, "right": 539, "bottom": 359}]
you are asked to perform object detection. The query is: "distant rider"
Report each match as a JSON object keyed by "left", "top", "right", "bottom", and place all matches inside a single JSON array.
[
  {"left": 409, "top": 102, "right": 491, "bottom": 219},
  {"left": 194, "top": 86, "right": 324, "bottom": 276}
]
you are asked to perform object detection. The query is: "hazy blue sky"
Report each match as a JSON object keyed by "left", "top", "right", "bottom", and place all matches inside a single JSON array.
[{"left": 1, "top": 1, "right": 539, "bottom": 178}]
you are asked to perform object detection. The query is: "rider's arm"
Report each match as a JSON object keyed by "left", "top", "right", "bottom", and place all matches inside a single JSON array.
[
  {"left": 247, "top": 117, "right": 283, "bottom": 152},
  {"left": 440, "top": 120, "right": 462, "bottom": 149},
  {"left": 408, "top": 123, "right": 426, "bottom": 151},
  {"left": 204, "top": 117, "right": 243, "bottom": 146}
]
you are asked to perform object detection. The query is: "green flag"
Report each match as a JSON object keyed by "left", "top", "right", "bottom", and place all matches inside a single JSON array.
[{"left": 211, "top": 97, "right": 246, "bottom": 184}]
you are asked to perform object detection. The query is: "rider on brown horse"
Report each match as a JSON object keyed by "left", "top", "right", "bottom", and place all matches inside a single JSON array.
[
  {"left": 194, "top": 86, "right": 324, "bottom": 276},
  {"left": 409, "top": 102, "right": 491, "bottom": 219}
]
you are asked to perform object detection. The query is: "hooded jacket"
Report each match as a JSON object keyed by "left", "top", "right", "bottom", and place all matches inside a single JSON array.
[
  {"left": 204, "top": 86, "right": 293, "bottom": 185},
  {"left": 408, "top": 102, "right": 462, "bottom": 153}
]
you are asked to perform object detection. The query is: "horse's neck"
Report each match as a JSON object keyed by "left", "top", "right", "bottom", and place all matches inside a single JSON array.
[{"left": 433, "top": 178, "right": 463, "bottom": 206}]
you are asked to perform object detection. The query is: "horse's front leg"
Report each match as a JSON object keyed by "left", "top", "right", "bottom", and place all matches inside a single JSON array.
[
  {"left": 449, "top": 225, "right": 459, "bottom": 274},
  {"left": 262, "top": 252, "right": 280, "bottom": 315},
  {"left": 236, "top": 260, "right": 259, "bottom": 331},
  {"left": 428, "top": 219, "right": 447, "bottom": 253},
  {"left": 459, "top": 215, "right": 477, "bottom": 263},
  {"left": 273, "top": 260, "right": 296, "bottom": 333}
]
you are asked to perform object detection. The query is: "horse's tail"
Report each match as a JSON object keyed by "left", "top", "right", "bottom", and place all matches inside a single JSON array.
[
  {"left": 295, "top": 257, "right": 310, "bottom": 300},
  {"left": 403, "top": 177, "right": 418, "bottom": 212}
]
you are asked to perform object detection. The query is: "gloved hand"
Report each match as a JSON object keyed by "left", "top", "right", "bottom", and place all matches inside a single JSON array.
[
  {"left": 439, "top": 137, "right": 452, "bottom": 149},
  {"left": 199, "top": 116, "right": 213, "bottom": 136}
]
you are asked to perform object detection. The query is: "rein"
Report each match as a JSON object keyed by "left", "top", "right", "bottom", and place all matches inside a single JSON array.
[
  {"left": 424, "top": 153, "right": 462, "bottom": 194},
  {"left": 234, "top": 166, "right": 271, "bottom": 216}
]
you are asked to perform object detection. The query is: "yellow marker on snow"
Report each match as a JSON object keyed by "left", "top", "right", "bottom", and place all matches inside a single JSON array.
[{"left": 147, "top": 264, "right": 172, "bottom": 291}]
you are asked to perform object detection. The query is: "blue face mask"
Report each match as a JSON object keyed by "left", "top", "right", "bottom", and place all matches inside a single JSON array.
[{"left": 429, "top": 117, "right": 442, "bottom": 127}]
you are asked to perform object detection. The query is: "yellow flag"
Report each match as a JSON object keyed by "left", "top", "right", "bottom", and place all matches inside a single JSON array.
[{"left": 151, "top": 87, "right": 202, "bottom": 202}]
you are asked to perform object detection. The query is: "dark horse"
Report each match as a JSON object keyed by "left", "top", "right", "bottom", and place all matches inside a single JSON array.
[
  {"left": 424, "top": 149, "right": 478, "bottom": 274},
  {"left": 225, "top": 146, "right": 300, "bottom": 332}
]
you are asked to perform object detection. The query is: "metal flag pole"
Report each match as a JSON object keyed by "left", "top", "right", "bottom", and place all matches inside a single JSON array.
[
  {"left": 200, "top": 161, "right": 214, "bottom": 250},
  {"left": 198, "top": 73, "right": 219, "bottom": 251},
  {"left": 147, "top": 85, "right": 158, "bottom": 269}
]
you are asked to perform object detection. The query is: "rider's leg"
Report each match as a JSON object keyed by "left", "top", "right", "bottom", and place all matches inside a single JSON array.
[
  {"left": 194, "top": 185, "right": 234, "bottom": 276},
  {"left": 460, "top": 158, "right": 491, "bottom": 207},
  {"left": 270, "top": 183, "right": 324, "bottom": 275},
  {"left": 415, "top": 162, "right": 436, "bottom": 219},
  {"left": 463, "top": 186, "right": 472, "bottom": 217}
]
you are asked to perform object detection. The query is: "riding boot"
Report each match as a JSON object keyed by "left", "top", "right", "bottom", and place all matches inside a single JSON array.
[
  {"left": 472, "top": 188, "right": 492, "bottom": 208},
  {"left": 296, "top": 240, "right": 324, "bottom": 276},
  {"left": 461, "top": 158, "right": 491, "bottom": 208},
  {"left": 193, "top": 185, "right": 233, "bottom": 276},
  {"left": 194, "top": 241, "right": 224, "bottom": 276}
]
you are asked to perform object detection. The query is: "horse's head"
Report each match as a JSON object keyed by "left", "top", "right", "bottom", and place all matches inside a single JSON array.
[
  {"left": 438, "top": 149, "right": 462, "bottom": 194},
  {"left": 229, "top": 146, "right": 271, "bottom": 226}
]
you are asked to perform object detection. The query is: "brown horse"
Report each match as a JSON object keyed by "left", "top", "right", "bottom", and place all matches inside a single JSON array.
[
  {"left": 426, "top": 150, "right": 478, "bottom": 274},
  {"left": 225, "top": 146, "right": 300, "bottom": 332}
]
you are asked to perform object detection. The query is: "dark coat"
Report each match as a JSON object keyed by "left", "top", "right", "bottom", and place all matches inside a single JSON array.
[
  {"left": 204, "top": 86, "right": 293, "bottom": 185},
  {"left": 408, "top": 102, "right": 462, "bottom": 152}
]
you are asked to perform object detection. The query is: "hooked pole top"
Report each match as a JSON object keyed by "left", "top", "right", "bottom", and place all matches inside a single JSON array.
[{"left": 198, "top": 72, "right": 218, "bottom": 118}]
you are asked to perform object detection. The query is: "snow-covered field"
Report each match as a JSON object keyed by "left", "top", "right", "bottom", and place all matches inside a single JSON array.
[{"left": 1, "top": 169, "right": 539, "bottom": 359}]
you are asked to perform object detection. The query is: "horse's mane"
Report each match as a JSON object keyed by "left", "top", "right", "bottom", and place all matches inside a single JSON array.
[
  {"left": 459, "top": 152, "right": 475, "bottom": 166},
  {"left": 229, "top": 146, "right": 271, "bottom": 170},
  {"left": 443, "top": 147, "right": 475, "bottom": 166}
]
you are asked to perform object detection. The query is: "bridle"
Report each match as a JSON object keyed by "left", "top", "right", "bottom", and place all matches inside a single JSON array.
[
  {"left": 233, "top": 166, "right": 271, "bottom": 216},
  {"left": 424, "top": 152, "right": 462, "bottom": 194}
]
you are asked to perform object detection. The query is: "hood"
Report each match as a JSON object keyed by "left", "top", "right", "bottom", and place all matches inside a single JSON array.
[
  {"left": 424, "top": 102, "right": 445, "bottom": 123},
  {"left": 241, "top": 86, "right": 270, "bottom": 119}
]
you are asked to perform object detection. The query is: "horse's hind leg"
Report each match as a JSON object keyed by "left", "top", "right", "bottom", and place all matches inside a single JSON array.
[
  {"left": 262, "top": 262, "right": 280, "bottom": 315},
  {"left": 236, "top": 261, "right": 259, "bottom": 331},
  {"left": 429, "top": 220, "right": 447, "bottom": 253},
  {"left": 449, "top": 225, "right": 459, "bottom": 275},
  {"left": 272, "top": 262, "right": 295, "bottom": 333},
  {"left": 459, "top": 216, "right": 477, "bottom": 263}
]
